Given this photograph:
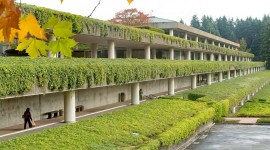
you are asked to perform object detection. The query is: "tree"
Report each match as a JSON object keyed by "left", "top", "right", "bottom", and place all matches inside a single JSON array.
[
  {"left": 109, "top": 8, "right": 149, "bottom": 26},
  {"left": 179, "top": 19, "right": 185, "bottom": 24},
  {"left": 201, "top": 15, "right": 220, "bottom": 36},
  {"left": 260, "top": 23, "right": 270, "bottom": 69},
  {"left": 239, "top": 38, "right": 250, "bottom": 52},
  {"left": 190, "top": 15, "right": 201, "bottom": 29},
  {"left": 216, "top": 16, "right": 236, "bottom": 41}
]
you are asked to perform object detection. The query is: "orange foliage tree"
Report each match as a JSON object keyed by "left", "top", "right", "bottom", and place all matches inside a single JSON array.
[{"left": 109, "top": 8, "right": 149, "bottom": 26}]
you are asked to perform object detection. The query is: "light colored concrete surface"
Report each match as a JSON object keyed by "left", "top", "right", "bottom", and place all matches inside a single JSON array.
[
  {"left": 187, "top": 124, "right": 270, "bottom": 150},
  {"left": 225, "top": 117, "right": 260, "bottom": 124}
]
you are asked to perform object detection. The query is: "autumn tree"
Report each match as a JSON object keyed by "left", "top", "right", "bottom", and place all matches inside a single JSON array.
[{"left": 109, "top": 8, "right": 149, "bottom": 26}]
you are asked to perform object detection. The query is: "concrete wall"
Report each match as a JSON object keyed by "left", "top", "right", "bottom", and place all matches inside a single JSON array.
[{"left": 0, "top": 76, "right": 192, "bottom": 128}]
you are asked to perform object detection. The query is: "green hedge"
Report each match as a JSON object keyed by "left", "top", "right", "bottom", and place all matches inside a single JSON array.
[
  {"left": 135, "top": 26, "right": 165, "bottom": 34},
  {"left": 236, "top": 82, "right": 270, "bottom": 117},
  {"left": 0, "top": 99, "right": 214, "bottom": 149},
  {"left": 20, "top": 4, "right": 254, "bottom": 58},
  {"left": 163, "top": 71, "right": 270, "bottom": 121},
  {"left": 0, "top": 57, "right": 264, "bottom": 97}
]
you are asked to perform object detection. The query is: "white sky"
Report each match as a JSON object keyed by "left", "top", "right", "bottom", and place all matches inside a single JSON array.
[{"left": 17, "top": 0, "right": 270, "bottom": 25}]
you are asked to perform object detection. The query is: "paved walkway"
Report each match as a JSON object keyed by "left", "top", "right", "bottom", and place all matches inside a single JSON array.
[
  {"left": 187, "top": 124, "right": 270, "bottom": 150},
  {"left": 224, "top": 117, "right": 260, "bottom": 124}
]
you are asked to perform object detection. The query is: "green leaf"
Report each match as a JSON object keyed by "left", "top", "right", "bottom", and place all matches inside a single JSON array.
[
  {"left": 16, "top": 38, "right": 49, "bottom": 58},
  {"left": 53, "top": 21, "right": 75, "bottom": 38},
  {"left": 49, "top": 38, "right": 77, "bottom": 57},
  {"left": 43, "top": 16, "right": 59, "bottom": 29}
]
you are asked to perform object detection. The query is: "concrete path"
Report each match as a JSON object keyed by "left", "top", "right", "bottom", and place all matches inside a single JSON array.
[
  {"left": 187, "top": 124, "right": 270, "bottom": 150},
  {"left": 225, "top": 117, "right": 260, "bottom": 124}
]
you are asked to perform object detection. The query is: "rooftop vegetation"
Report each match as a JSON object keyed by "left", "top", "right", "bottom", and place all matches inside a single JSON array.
[{"left": 0, "top": 57, "right": 264, "bottom": 97}]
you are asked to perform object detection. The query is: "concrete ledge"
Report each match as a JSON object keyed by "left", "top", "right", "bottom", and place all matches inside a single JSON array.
[{"left": 159, "top": 121, "right": 214, "bottom": 150}]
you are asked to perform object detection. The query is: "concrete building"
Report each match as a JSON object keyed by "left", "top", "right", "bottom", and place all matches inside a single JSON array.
[{"left": 0, "top": 5, "right": 263, "bottom": 128}]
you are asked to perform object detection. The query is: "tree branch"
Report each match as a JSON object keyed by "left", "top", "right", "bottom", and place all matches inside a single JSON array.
[{"left": 88, "top": 0, "right": 101, "bottom": 18}]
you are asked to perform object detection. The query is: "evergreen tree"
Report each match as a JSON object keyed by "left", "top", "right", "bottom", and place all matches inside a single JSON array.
[
  {"left": 260, "top": 23, "right": 270, "bottom": 69},
  {"left": 190, "top": 15, "right": 201, "bottom": 29},
  {"left": 239, "top": 38, "right": 250, "bottom": 52},
  {"left": 179, "top": 19, "right": 185, "bottom": 24},
  {"left": 201, "top": 15, "right": 220, "bottom": 36}
]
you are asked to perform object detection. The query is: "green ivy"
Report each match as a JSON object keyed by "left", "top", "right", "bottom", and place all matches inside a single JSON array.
[
  {"left": 0, "top": 57, "right": 265, "bottom": 97},
  {"left": 20, "top": 4, "right": 254, "bottom": 58}
]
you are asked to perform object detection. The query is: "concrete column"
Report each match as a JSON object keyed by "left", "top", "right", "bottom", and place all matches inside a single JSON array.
[
  {"left": 247, "top": 95, "right": 251, "bottom": 101},
  {"left": 212, "top": 41, "right": 215, "bottom": 46},
  {"left": 200, "top": 52, "right": 204, "bottom": 60},
  {"left": 191, "top": 75, "right": 197, "bottom": 89},
  {"left": 225, "top": 55, "right": 228, "bottom": 61},
  {"left": 131, "top": 83, "right": 140, "bottom": 105},
  {"left": 169, "top": 29, "right": 174, "bottom": 36},
  {"left": 234, "top": 70, "right": 237, "bottom": 78},
  {"left": 218, "top": 72, "right": 223, "bottom": 82},
  {"left": 169, "top": 48, "right": 174, "bottom": 60},
  {"left": 91, "top": 43, "right": 98, "bottom": 58},
  {"left": 168, "top": 78, "right": 175, "bottom": 96},
  {"left": 184, "top": 33, "right": 188, "bottom": 40},
  {"left": 240, "top": 100, "right": 244, "bottom": 106},
  {"left": 186, "top": 50, "right": 191, "bottom": 60},
  {"left": 228, "top": 45, "right": 231, "bottom": 49},
  {"left": 218, "top": 54, "right": 222, "bottom": 61},
  {"left": 210, "top": 53, "right": 215, "bottom": 61},
  {"left": 195, "top": 36, "right": 199, "bottom": 42},
  {"left": 204, "top": 39, "right": 208, "bottom": 44},
  {"left": 152, "top": 49, "right": 156, "bottom": 59},
  {"left": 204, "top": 53, "right": 207, "bottom": 61},
  {"left": 235, "top": 56, "right": 238, "bottom": 61},
  {"left": 228, "top": 71, "right": 231, "bottom": 80},
  {"left": 64, "top": 91, "right": 76, "bottom": 123},
  {"left": 126, "top": 48, "right": 132, "bottom": 58},
  {"left": 48, "top": 35, "right": 57, "bottom": 58},
  {"left": 239, "top": 70, "right": 242, "bottom": 76},
  {"left": 239, "top": 57, "right": 242, "bottom": 61},
  {"left": 218, "top": 43, "right": 221, "bottom": 47},
  {"left": 179, "top": 51, "right": 182, "bottom": 60},
  {"left": 194, "top": 52, "right": 197, "bottom": 60},
  {"left": 108, "top": 40, "right": 115, "bottom": 59},
  {"left": 230, "top": 56, "right": 233, "bottom": 61},
  {"left": 223, "top": 44, "right": 226, "bottom": 48},
  {"left": 207, "top": 73, "right": 212, "bottom": 85},
  {"left": 144, "top": 45, "right": 151, "bottom": 60}
]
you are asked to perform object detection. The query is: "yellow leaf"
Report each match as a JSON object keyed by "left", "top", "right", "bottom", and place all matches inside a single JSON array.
[
  {"left": 18, "top": 14, "right": 47, "bottom": 42},
  {"left": 0, "top": 30, "right": 4, "bottom": 42},
  {"left": 60, "top": 0, "right": 64, "bottom": 3},
  {"left": 49, "top": 38, "right": 77, "bottom": 57},
  {"left": 127, "top": 0, "right": 133, "bottom": 4}
]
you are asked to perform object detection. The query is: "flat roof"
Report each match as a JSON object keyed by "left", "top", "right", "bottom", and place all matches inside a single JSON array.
[{"left": 148, "top": 17, "right": 240, "bottom": 48}]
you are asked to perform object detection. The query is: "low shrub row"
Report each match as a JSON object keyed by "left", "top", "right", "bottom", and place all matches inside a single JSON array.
[
  {"left": 163, "top": 71, "right": 270, "bottom": 121},
  {"left": 0, "top": 99, "right": 215, "bottom": 149},
  {"left": 20, "top": 4, "right": 254, "bottom": 58},
  {"left": 0, "top": 57, "right": 264, "bottom": 97},
  {"left": 236, "top": 82, "right": 270, "bottom": 117},
  {"left": 256, "top": 118, "right": 270, "bottom": 123}
]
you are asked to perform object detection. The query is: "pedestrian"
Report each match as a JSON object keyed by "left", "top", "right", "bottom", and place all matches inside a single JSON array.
[
  {"left": 22, "top": 108, "right": 32, "bottom": 129},
  {"left": 139, "top": 89, "right": 143, "bottom": 100}
]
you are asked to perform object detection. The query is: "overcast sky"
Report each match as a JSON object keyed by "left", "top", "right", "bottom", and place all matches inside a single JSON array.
[{"left": 17, "top": 0, "right": 270, "bottom": 25}]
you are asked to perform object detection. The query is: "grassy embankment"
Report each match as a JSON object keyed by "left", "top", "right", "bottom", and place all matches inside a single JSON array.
[
  {"left": 236, "top": 82, "right": 270, "bottom": 117},
  {"left": 163, "top": 71, "right": 270, "bottom": 121}
]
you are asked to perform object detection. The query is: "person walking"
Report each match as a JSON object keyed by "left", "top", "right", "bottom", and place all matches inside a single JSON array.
[{"left": 23, "top": 108, "right": 32, "bottom": 129}]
